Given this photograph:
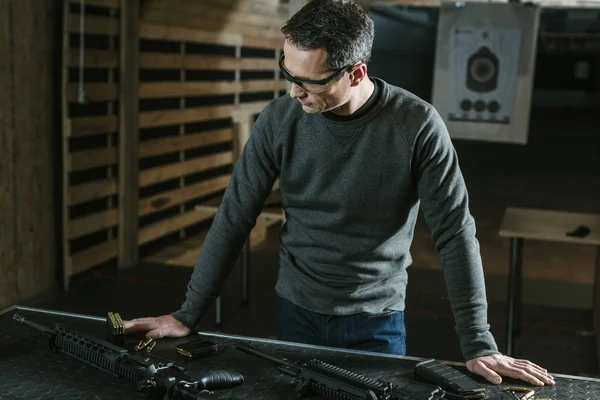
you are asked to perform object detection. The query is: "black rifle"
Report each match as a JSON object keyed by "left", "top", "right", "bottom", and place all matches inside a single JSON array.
[
  {"left": 235, "top": 344, "right": 445, "bottom": 400},
  {"left": 13, "top": 313, "right": 243, "bottom": 399}
]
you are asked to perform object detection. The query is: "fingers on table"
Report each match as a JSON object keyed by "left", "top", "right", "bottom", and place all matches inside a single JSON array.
[
  {"left": 123, "top": 317, "right": 161, "bottom": 333},
  {"left": 474, "top": 362, "right": 503, "bottom": 384},
  {"left": 502, "top": 364, "right": 547, "bottom": 386}
]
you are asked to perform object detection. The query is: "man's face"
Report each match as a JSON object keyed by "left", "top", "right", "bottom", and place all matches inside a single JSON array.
[{"left": 281, "top": 41, "right": 353, "bottom": 114}]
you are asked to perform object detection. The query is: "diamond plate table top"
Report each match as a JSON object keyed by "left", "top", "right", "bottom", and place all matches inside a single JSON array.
[{"left": 1, "top": 306, "right": 599, "bottom": 400}]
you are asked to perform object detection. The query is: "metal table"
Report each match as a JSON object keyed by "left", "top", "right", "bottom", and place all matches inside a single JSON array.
[{"left": 1, "top": 305, "right": 599, "bottom": 400}]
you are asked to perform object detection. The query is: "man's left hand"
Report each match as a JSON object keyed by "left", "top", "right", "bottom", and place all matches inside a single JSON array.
[{"left": 466, "top": 354, "right": 555, "bottom": 386}]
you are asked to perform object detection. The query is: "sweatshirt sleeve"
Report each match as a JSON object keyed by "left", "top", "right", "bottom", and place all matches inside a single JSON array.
[
  {"left": 412, "top": 106, "right": 500, "bottom": 361},
  {"left": 171, "top": 110, "right": 279, "bottom": 329}
]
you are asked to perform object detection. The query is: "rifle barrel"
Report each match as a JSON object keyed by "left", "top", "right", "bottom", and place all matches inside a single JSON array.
[
  {"left": 235, "top": 344, "right": 288, "bottom": 366},
  {"left": 13, "top": 314, "right": 53, "bottom": 335}
]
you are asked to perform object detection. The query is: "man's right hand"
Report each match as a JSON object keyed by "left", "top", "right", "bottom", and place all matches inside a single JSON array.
[{"left": 123, "top": 315, "right": 191, "bottom": 340}]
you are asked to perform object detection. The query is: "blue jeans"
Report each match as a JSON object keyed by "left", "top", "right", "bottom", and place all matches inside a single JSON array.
[{"left": 275, "top": 294, "right": 406, "bottom": 355}]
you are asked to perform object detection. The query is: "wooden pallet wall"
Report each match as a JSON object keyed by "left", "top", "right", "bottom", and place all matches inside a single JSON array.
[
  {"left": 61, "top": 0, "right": 288, "bottom": 282},
  {"left": 62, "top": 0, "right": 123, "bottom": 287},
  {"left": 138, "top": 0, "right": 287, "bottom": 266}
]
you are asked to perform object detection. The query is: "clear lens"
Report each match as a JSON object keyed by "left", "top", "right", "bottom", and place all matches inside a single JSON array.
[{"left": 299, "top": 82, "right": 331, "bottom": 94}]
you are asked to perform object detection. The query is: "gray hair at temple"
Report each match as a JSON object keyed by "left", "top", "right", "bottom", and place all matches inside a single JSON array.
[{"left": 281, "top": 0, "right": 375, "bottom": 71}]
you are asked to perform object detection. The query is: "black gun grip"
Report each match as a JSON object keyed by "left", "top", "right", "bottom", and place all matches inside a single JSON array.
[{"left": 197, "top": 370, "right": 244, "bottom": 390}]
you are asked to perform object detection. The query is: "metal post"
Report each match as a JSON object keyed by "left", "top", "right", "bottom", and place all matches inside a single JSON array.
[
  {"left": 506, "top": 237, "right": 523, "bottom": 356},
  {"left": 215, "top": 296, "right": 221, "bottom": 327},
  {"left": 242, "top": 240, "right": 250, "bottom": 304}
]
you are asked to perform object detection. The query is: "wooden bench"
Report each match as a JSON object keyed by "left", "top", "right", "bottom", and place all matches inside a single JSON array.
[{"left": 499, "top": 207, "right": 600, "bottom": 358}]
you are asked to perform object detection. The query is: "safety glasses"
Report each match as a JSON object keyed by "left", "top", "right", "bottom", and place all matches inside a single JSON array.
[{"left": 279, "top": 54, "right": 354, "bottom": 94}]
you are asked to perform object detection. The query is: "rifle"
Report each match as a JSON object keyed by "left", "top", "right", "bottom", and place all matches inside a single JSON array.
[
  {"left": 235, "top": 344, "right": 445, "bottom": 400},
  {"left": 13, "top": 313, "right": 243, "bottom": 399}
]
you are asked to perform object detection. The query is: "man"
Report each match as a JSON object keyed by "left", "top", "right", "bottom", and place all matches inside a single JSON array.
[{"left": 125, "top": 0, "right": 553, "bottom": 387}]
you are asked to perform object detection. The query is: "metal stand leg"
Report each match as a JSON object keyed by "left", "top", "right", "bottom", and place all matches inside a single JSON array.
[
  {"left": 215, "top": 295, "right": 221, "bottom": 327},
  {"left": 506, "top": 237, "right": 523, "bottom": 356},
  {"left": 594, "top": 246, "right": 600, "bottom": 369},
  {"left": 241, "top": 240, "right": 250, "bottom": 304}
]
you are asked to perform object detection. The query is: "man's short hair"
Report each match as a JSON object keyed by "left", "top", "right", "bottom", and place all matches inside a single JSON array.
[{"left": 281, "top": 0, "right": 375, "bottom": 71}]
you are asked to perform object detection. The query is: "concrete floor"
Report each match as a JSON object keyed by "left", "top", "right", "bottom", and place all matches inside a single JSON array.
[{"left": 27, "top": 107, "right": 600, "bottom": 378}]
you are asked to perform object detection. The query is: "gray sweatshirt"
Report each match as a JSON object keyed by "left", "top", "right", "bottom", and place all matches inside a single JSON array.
[{"left": 171, "top": 78, "right": 500, "bottom": 361}]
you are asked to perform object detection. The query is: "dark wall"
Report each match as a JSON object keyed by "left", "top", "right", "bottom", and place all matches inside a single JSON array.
[
  {"left": 0, "top": 0, "right": 60, "bottom": 308},
  {"left": 368, "top": 6, "right": 600, "bottom": 172}
]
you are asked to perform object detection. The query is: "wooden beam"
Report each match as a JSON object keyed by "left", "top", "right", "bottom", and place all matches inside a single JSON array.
[
  {"left": 139, "top": 105, "right": 235, "bottom": 129},
  {"left": 138, "top": 151, "right": 233, "bottom": 188},
  {"left": 139, "top": 80, "right": 287, "bottom": 99},
  {"left": 68, "top": 178, "right": 118, "bottom": 205},
  {"left": 141, "top": 9, "right": 282, "bottom": 40},
  {"left": 68, "top": 146, "right": 118, "bottom": 171},
  {"left": 118, "top": 0, "right": 140, "bottom": 268},
  {"left": 67, "top": 14, "right": 119, "bottom": 36},
  {"left": 139, "top": 53, "right": 278, "bottom": 71},
  {"left": 71, "top": 240, "right": 118, "bottom": 275},
  {"left": 139, "top": 128, "right": 233, "bottom": 158},
  {"left": 138, "top": 208, "right": 216, "bottom": 246},
  {"left": 140, "top": 22, "right": 243, "bottom": 47},
  {"left": 139, "top": 175, "right": 231, "bottom": 216},
  {"left": 140, "top": 53, "right": 241, "bottom": 70},
  {"left": 66, "top": 83, "right": 118, "bottom": 102},
  {"left": 70, "top": 115, "right": 118, "bottom": 136},
  {"left": 143, "top": 0, "right": 286, "bottom": 28},
  {"left": 68, "top": 0, "right": 120, "bottom": 8},
  {"left": 68, "top": 209, "right": 119, "bottom": 239},
  {"left": 144, "top": 232, "right": 208, "bottom": 267},
  {"left": 68, "top": 50, "right": 119, "bottom": 68}
]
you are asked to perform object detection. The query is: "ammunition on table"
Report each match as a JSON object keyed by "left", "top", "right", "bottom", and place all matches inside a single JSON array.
[
  {"left": 106, "top": 312, "right": 124, "bottom": 346},
  {"left": 145, "top": 340, "right": 157, "bottom": 353},
  {"left": 135, "top": 337, "right": 154, "bottom": 351}
]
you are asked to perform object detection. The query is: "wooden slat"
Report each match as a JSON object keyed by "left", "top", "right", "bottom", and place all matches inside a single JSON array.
[
  {"left": 138, "top": 208, "right": 216, "bottom": 245},
  {"left": 242, "top": 36, "right": 283, "bottom": 51},
  {"left": 499, "top": 207, "right": 600, "bottom": 246},
  {"left": 141, "top": 9, "right": 282, "bottom": 40},
  {"left": 241, "top": 58, "right": 278, "bottom": 71},
  {"left": 67, "top": 83, "right": 118, "bottom": 102},
  {"left": 139, "top": 105, "right": 235, "bottom": 129},
  {"left": 141, "top": 21, "right": 282, "bottom": 49},
  {"left": 139, "top": 175, "right": 231, "bottom": 216},
  {"left": 119, "top": 0, "right": 140, "bottom": 268},
  {"left": 140, "top": 22, "right": 243, "bottom": 47},
  {"left": 139, "top": 128, "right": 233, "bottom": 158},
  {"left": 70, "top": 115, "right": 118, "bottom": 136},
  {"left": 140, "top": 80, "right": 286, "bottom": 98},
  {"left": 68, "top": 178, "right": 118, "bottom": 205},
  {"left": 139, "top": 53, "right": 278, "bottom": 71},
  {"left": 68, "top": 50, "right": 119, "bottom": 68},
  {"left": 70, "top": 239, "right": 118, "bottom": 275},
  {"left": 145, "top": 0, "right": 286, "bottom": 29},
  {"left": 140, "top": 53, "right": 241, "bottom": 70},
  {"left": 191, "top": 0, "right": 287, "bottom": 19},
  {"left": 139, "top": 151, "right": 233, "bottom": 187},
  {"left": 145, "top": 232, "right": 207, "bottom": 266},
  {"left": 68, "top": 209, "right": 118, "bottom": 239},
  {"left": 67, "top": 14, "right": 119, "bottom": 36},
  {"left": 68, "top": 147, "right": 118, "bottom": 171},
  {"left": 68, "top": 0, "right": 120, "bottom": 8}
]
